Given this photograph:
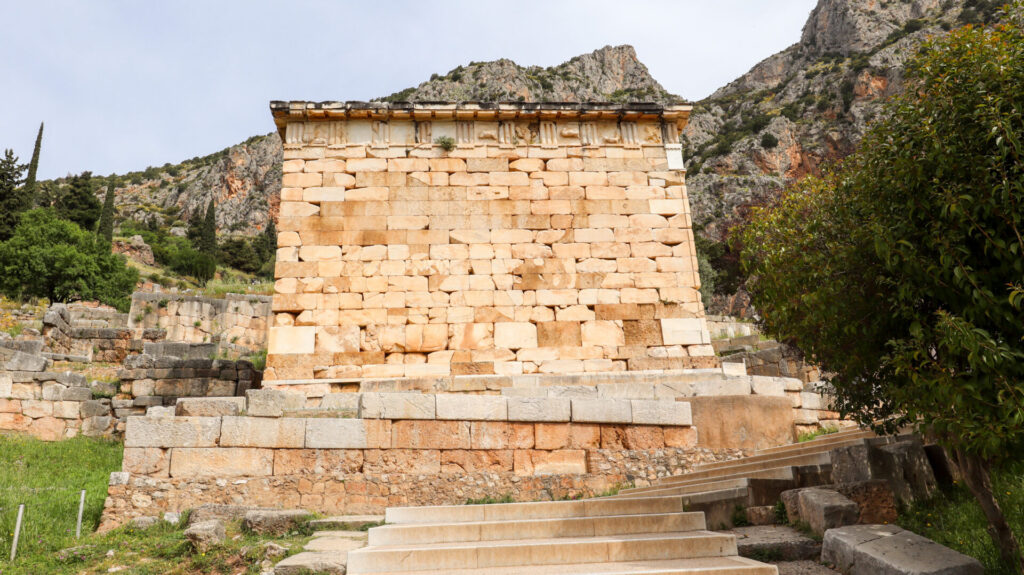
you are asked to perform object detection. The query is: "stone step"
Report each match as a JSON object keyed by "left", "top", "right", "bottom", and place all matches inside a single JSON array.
[
  {"left": 615, "top": 478, "right": 795, "bottom": 505},
  {"left": 690, "top": 439, "right": 866, "bottom": 473},
  {"left": 752, "top": 429, "right": 874, "bottom": 456},
  {"left": 274, "top": 551, "right": 348, "bottom": 574},
  {"left": 354, "top": 556, "right": 778, "bottom": 575},
  {"left": 368, "top": 512, "right": 706, "bottom": 546},
  {"left": 347, "top": 531, "right": 739, "bottom": 573},
  {"left": 619, "top": 468, "right": 798, "bottom": 497},
  {"left": 653, "top": 452, "right": 832, "bottom": 485},
  {"left": 385, "top": 495, "right": 685, "bottom": 525}
]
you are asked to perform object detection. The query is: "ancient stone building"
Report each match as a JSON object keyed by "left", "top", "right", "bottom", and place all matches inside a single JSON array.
[{"left": 265, "top": 102, "right": 713, "bottom": 384}]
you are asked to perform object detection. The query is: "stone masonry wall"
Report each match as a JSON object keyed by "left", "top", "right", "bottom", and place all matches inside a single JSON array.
[
  {"left": 266, "top": 101, "right": 714, "bottom": 383},
  {"left": 101, "top": 389, "right": 743, "bottom": 528},
  {"left": 129, "top": 293, "right": 271, "bottom": 352},
  {"left": 0, "top": 347, "right": 119, "bottom": 440}
]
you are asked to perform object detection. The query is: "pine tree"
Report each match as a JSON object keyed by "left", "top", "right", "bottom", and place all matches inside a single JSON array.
[
  {"left": 0, "top": 149, "right": 28, "bottom": 241},
  {"left": 256, "top": 218, "right": 276, "bottom": 261},
  {"left": 96, "top": 182, "right": 116, "bottom": 245},
  {"left": 22, "top": 122, "right": 43, "bottom": 201},
  {"left": 55, "top": 171, "right": 102, "bottom": 231},
  {"left": 199, "top": 199, "right": 217, "bottom": 255}
]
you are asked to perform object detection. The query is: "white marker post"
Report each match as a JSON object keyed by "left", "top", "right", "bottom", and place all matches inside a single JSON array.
[
  {"left": 76, "top": 490, "right": 86, "bottom": 539},
  {"left": 10, "top": 503, "right": 24, "bottom": 562}
]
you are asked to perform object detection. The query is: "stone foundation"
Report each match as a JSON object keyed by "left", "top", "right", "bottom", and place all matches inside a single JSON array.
[
  {"left": 119, "top": 352, "right": 259, "bottom": 406},
  {"left": 129, "top": 293, "right": 271, "bottom": 352}
]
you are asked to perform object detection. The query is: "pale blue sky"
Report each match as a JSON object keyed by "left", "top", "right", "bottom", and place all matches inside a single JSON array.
[{"left": 1, "top": 0, "right": 817, "bottom": 179}]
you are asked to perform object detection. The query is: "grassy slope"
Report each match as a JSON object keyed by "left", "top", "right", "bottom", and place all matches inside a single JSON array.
[
  {"left": 898, "top": 460, "right": 1024, "bottom": 574},
  {"left": 0, "top": 436, "right": 311, "bottom": 575}
]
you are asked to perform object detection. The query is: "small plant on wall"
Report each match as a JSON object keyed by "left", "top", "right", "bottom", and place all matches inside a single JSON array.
[{"left": 434, "top": 135, "right": 456, "bottom": 153}]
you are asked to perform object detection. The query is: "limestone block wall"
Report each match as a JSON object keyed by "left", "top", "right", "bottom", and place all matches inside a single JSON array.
[
  {"left": 0, "top": 348, "right": 118, "bottom": 440},
  {"left": 265, "top": 102, "right": 715, "bottom": 383},
  {"left": 129, "top": 293, "right": 272, "bottom": 352},
  {"left": 118, "top": 353, "right": 259, "bottom": 406},
  {"left": 101, "top": 389, "right": 744, "bottom": 528}
]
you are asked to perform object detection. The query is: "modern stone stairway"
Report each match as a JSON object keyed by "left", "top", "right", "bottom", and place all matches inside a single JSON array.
[
  {"left": 610, "top": 428, "right": 876, "bottom": 528},
  {"left": 346, "top": 496, "right": 778, "bottom": 574}
]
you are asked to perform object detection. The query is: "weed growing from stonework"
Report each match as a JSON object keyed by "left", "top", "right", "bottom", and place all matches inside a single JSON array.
[
  {"left": 464, "top": 494, "right": 514, "bottom": 505},
  {"left": 731, "top": 505, "right": 751, "bottom": 527},
  {"left": 797, "top": 426, "right": 839, "bottom": 443},
  {"left": 434, "top": 136, "right": 456, "bottom": 152}
]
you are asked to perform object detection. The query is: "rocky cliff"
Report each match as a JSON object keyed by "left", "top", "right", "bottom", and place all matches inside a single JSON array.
[
  {"left": 70, "top": 2, "right": 1001, "bottom": 238},
  {"left": 683, "top": 0, "right": 1000, "bottom": 240}
]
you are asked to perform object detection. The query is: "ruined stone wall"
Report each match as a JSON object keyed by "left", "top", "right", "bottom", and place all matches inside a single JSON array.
[
  {"left": 129, "top": 293, "right": 271, "bottom": 352},
  {"left": 118, "top": 352, "right": 259, "bottom": 406},
  {"left": 266, "top": 102, "right": 714, "bottom": 383},
  {"left": 101, "top": 389, "right": 744, "bottom": 528}
]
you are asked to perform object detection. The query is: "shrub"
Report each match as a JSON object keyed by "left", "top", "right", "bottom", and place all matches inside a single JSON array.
[
  {"left": 760, "top": 133, "right": 779, "bottom": 149},
  {"left": 0, "top": 209, "right": 138, "bottom": 311},
  {"left": 434, "top": 136, "right": 456, "bottom": 152}
]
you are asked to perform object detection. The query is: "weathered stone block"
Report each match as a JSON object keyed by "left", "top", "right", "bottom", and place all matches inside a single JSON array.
[
  {"left": 630, "top": 399, "right": 691, "bottom": 426},
  {"left": 175, "top": 397, "right": 245, "bottom": 417},
  {"left": 506, "top": 397, "right": 570, "bottom": 422},
  {"left": 304, "top": 418, "right": 367, "bottom": 449},
  {"left": 797, "top": 487, "right": 859, "bottom": 536},
  {"left": 169, "top": 448, "right": 274, "bottom": 478},
  {"left": 822, "top": 524, "right": 983, "bottom": 575},
  {"left": 392, "top": 420, "right": 471, "bottom": 449},
  {"left": 220, "top": 416, "right": 306, "bottom": 448},
  {"left": 123, "top": 447, "right": 170, "bottom": 476},
  {"left": 125, "top": 416, "right": 221, "bottom": 448},
  {"left": 359, "top": 393, "right": 435, "bottom": 420},
  {"left": 570, "top": 398, "right": 631, "bottom": 423},
  {"left": 513, "top": 449, "right": 587, "bottom": 476},
  {"left": 246, "top": 389, "right": 306, "bottom": 417},
  {"left": 435, "top": 395, "right": 507, "bottom": 421}
]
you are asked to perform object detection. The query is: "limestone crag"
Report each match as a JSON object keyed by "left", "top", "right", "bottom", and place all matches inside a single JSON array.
[
  {"left": 384, "top": 45, "right": 675, "bottom": 103},
  {"left": 684, "top": 0, "right": 993, "bottom": 240}
]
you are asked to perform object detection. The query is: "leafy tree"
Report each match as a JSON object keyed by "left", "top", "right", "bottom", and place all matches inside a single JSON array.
[
  {"left": 218, "top": 237, "right": 259, "bottom": 274},
  {"left": 254, "top": 218, "right": 276, "bottom": 262},
  {"left": 96, "top": 184, "right": 116, "bottom": 245},
  {"left": 0, "top": 209, "right": 138, "bottom": 311},
  {"left": 186, "top": 209, "right": 204, "bottom": 244},
  {"left": 0, "top": 149, "right": 28, "bottom": 241},
  {"left": 198, "top": 199, "right": 217, "bottom": 255},
  {"left": 22, "top": 122, "right": 43, "bottom": 200},
  {"left": 55, "top": 172, "right": 102, "bottom": 231},
  {"left": 741, "top": 11, "right": 1024, "bottom": 569}
]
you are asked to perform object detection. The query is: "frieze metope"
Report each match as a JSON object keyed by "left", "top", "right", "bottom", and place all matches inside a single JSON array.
[{"left": 285, "top": 118, "right": 684, "bottom": 153}]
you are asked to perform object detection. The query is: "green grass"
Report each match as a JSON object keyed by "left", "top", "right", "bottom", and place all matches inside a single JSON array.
[
  {"left": 898, "top": 460, "right": 1024, "bottom": 575},
  {"left": 465, "top": 494, "right": 515, "bottom": 505},
  {"left": 0, "top": 435, "right": 123, "bottom": 567},
  {"left": 0, "top": 436, "right": 313, "bottom": 574},
  {"left": 797, "top": 425, "right": 839, "bottom": 443},
  {"left": 198, "top": 279, "right": 273, "bottom": 298}
]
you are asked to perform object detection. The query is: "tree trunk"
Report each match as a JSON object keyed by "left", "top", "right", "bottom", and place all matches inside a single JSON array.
[{"left": 955, "top": 449, "right": 1024, "bottom": 572}]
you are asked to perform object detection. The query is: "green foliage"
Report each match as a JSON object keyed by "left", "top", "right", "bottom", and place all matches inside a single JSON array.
[
  {"left": 798, "top": 426, "right": 839, "bottom": 443},
  {"left": 199, "top": 199, "right": 217, "bottom": 255},
  {"left": 0, "top": 149, "right": 28, "bottom": 241},
  {"left": 774, "top": 500, "right": 788, "bottom": 524},
  {"left": 760, "top": 133, "right": 779, "bottom": 149},
  {"left": 434, "top": 135, "right": 456, "bottom": 152},
  {"left": 464, "top": 494, "right": 515, "bottom": 505},
  {"left": 55, "top": 172, "right": 102, "bottom": 232},
  {"left": 741, "top": 12, "right": 1024, "bottom": 562},
  {"left": 22, "top": 122, "right": 43, "bottom": 201},
  {"left": 247, "top": 349, "right": 268, "bottom": 371},
  {"left": 731, "top": 505, "right": 751, "bottom": 527},
  {"left": 96, "top": 184, "right": 116, "bottom": 246},
  {"left": 0, "top": 209, "right": 139, "bottom": 311},
  {"left": 899, "top": 460, "right": 1024, "bottom": 574}
]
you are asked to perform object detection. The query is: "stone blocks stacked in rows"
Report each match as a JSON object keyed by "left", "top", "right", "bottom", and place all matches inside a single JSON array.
[
  {"left": 265, "top": 102, "right": 715, "bottom": 382},
  {"left": 129, "top": 293, "right": 272, "bottom": 352},
  {"left": 119, "top": 352, "right": 259, "bottom": 405}
]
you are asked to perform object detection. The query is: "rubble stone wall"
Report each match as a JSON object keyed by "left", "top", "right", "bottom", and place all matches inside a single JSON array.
[
  {"left": 101, "top": 389, "right": 742, "bottom": 528},
  {"left": 0, "top": 347, "right": 119, "bottom": 440},
  {"left": 119, "top": 353, "right": 260, "bottom": 406},
  {"left": 128, "top": 293, "right": 272, "bottom": 352},
  {"left": 265, "top": 102, "right": 714, "bottom": 382}
]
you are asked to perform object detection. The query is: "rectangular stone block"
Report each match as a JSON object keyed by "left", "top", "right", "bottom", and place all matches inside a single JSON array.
[
  {"left": 124, "top": 416, "right": 221, "bottom": 448},
  {"left": 169, "top": 447, "right": 274, "bottom": 478},
  {"left": 513, "top": 449, "right": 587, "bottom": 476},
  {"left": 507, "top": 397, "right": 571, "bottom": 422},
  {"left": 392, "top": 420, "right": 471, "bottom": 449},
  {"left": 175, "top": 397, "right": 245, "bottom": 417},
  {"left": 359, "top": 393, "right": 435, "bottom": 419},
  {"left": 304, "top": 418, "right": 368, "bottom": 448},
  {"left": 220, "top": 416, "right": 306, "bottom": 448},
  {"left": 660, "top": 318, "right": 709, "bottom": 345},
  {"left": 435, "top": 395, "right": 508, "bottom": 421},
  {"left": 362, "top": 449, "right": 440, "bottom": 474},
  {"left": 273, "top": 449, "right": 363, "bottom": 475},
  {"left": 122, "top": 447, "right": 169, "bottom": 477},
  {"left": 570, "top": 398, "right": 632, "bottom": 424},
  {"left": 630, "top": 400, "right": 692, "bottom": 426}
]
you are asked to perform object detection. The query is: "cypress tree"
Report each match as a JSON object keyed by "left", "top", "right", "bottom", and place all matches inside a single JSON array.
[
  {"left": 23, "top": 122, "right": 43, "bottom": 201},
  {"left": 96, "top": 183, "right": 116, "bottom": 245},
  {"left": 199, "top": 199, "right": 217, "bottom": 255},
  {"left": 55, "top": 171, "right": 102, "bottom": 231},
  {"left": 0, "top": 149, "right": 28, "bottom": 241},
  {"left": 256, "top": 218, "right": 276, "bottom": 261}
]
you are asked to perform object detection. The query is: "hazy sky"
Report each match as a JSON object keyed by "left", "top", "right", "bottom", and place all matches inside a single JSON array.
[{"left": 1, "top": 0, "right": 817, "bottom": 179}]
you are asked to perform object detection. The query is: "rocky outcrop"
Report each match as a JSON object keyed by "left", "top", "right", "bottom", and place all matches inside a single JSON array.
[
  {"left": 683, "top": 0, "right": 989, "bottom": 241},
  {"left": 383, "top": 45, "right": 675, "bottom": 103}
]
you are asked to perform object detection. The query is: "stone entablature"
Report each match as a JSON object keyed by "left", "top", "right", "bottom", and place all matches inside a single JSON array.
[{"left": 266, "top": 102, "right": 713, "bottom": 383}]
